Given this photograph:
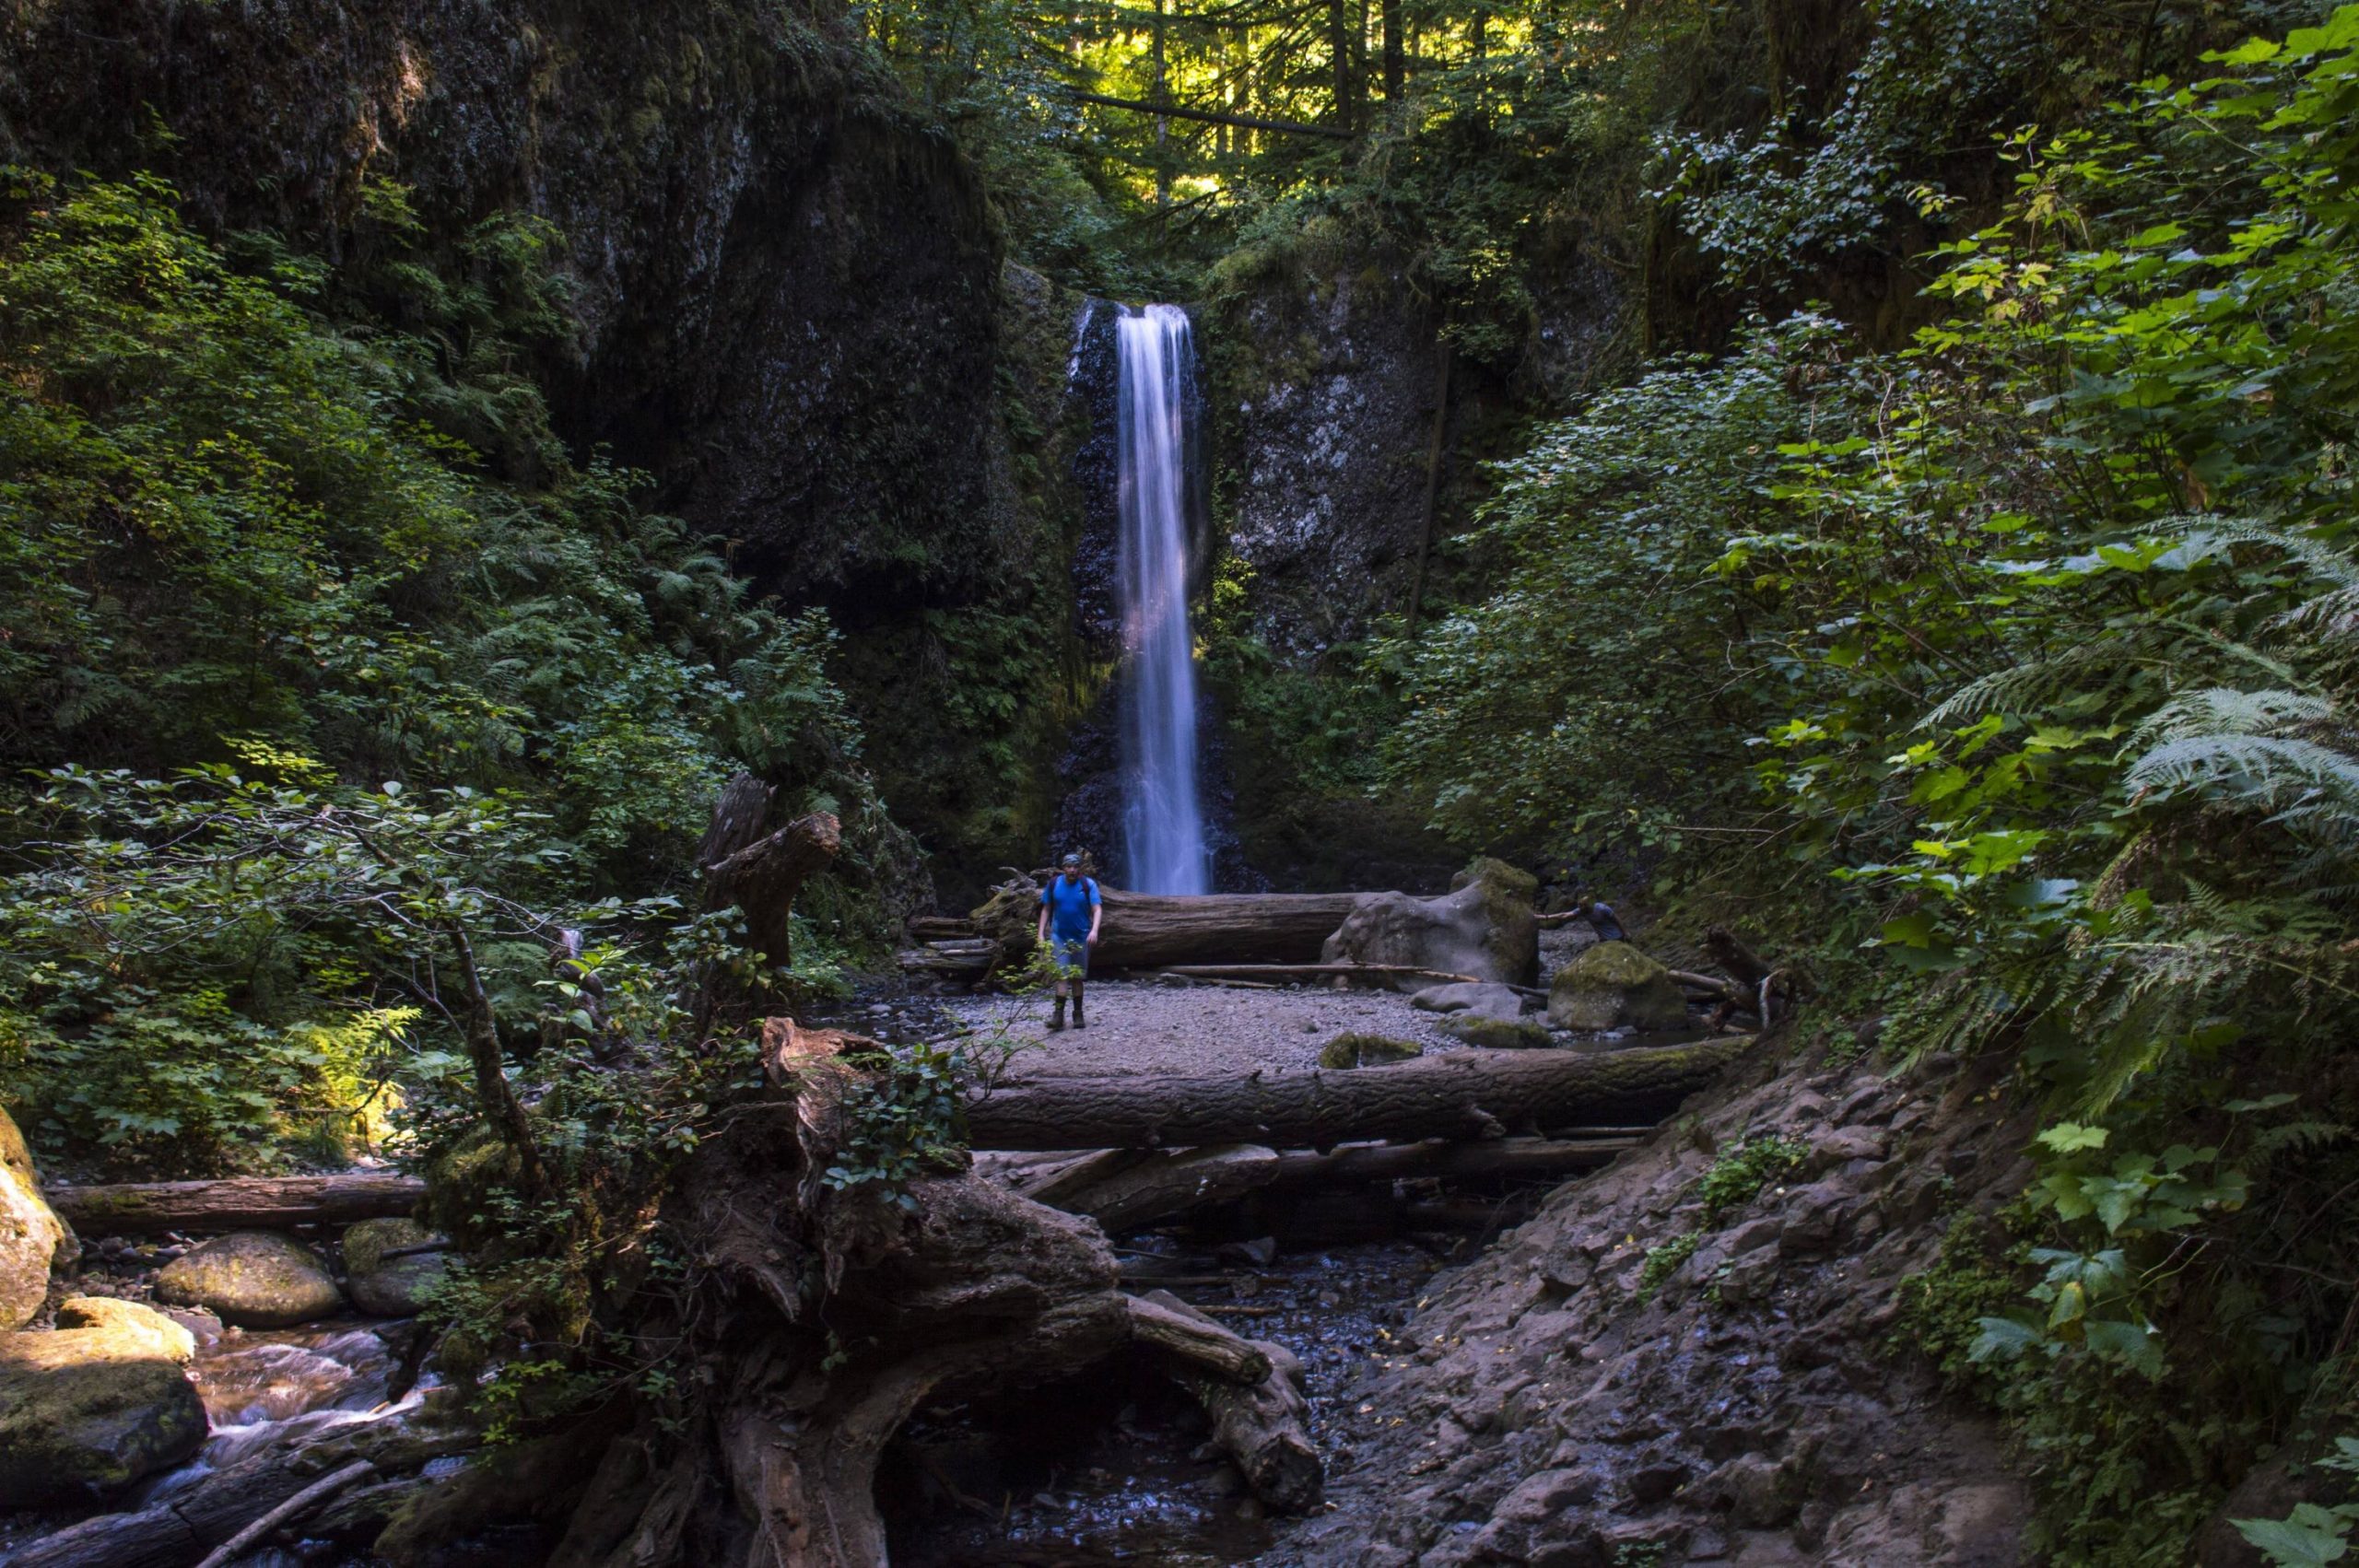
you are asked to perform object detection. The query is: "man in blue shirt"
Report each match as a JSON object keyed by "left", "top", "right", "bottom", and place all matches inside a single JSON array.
[{"left": 1035, "top": 853, "right": 1103, "bottom": 1030}]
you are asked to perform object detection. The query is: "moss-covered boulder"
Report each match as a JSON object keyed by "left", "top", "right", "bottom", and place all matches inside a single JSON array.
[
  {"left": 53, "top": 1295, "right": 196, "bottom": 1361},
  {"left": 0, "top": 1296, "right": 205, "bottom": 1503},
  {"left": 1548, "top": 942, "right": 1690, "bottom": 1032},
  {"left": 344, "top": 1218, "right": 451, "bottom": 1317},
  {"left": 1, "top": 1104, "right": 72, "bottom": 1329},
  {"left": 1322, "top": 858, "right": 1540, "bottom": 989},
  {"left": 1319, "top": 1033, "right": 1426, "bottom": 1069},
  {"left": 155, "top": 1231, "right": 343, "bottom": 1328},
  {"left": 1440, "top": 1015, "right": 1556, "bottom": 1049}
]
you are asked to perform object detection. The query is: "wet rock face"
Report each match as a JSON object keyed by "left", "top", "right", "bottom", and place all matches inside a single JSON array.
[
  {"left": 0, "top": 0, "right": 1003, "bottom": 604},
  {"left": 0, "top": 1297, "right": 205, "bottom": 1503},
  {"left": 0, "top": 1105, "right": 72, "bottom": 1329},
  {"left": 343, "top": 1218, "right": 452, "bottom": 1318},
  {"left": 1548, "top": 941, "right": 1689, "bottom": 1032},
  {"left": 1213, "top": 268, "right": 1440, "bottom": 660},
  {"left": 156, "top": 1232, "right": 345, "bottom": 1328},
  {"left": 1286, "top": 1047, "right": 2038, "bottom": 1567}
]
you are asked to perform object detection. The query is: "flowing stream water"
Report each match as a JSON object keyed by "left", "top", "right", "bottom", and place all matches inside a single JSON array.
[{"left": 1115, "top": 304, "right": 1211, "bottom": 896}]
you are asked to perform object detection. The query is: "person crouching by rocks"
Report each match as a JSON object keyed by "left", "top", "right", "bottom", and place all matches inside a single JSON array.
[{"left": 1036, "top": 853, "right": 1103, "bottom": 1030}]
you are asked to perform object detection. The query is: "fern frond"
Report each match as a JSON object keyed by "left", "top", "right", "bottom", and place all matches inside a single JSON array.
[
  {"left": 2126, "top": 734, "right": 2359, "bottom": 802},
  {"left": 2130, "top": 687, "right": 2333, "bottom": 748}
]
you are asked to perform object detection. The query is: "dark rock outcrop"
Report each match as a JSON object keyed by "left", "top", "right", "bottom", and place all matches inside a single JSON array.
[
  {"left": 1284, "top": 1046, "right": 2037, "bottom": 1566},
  {"left": 0, "top": 0, "right": 1003, "bottom": 606}
]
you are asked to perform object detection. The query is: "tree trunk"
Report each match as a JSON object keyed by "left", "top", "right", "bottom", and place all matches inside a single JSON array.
[
  {"left": 45, "top": 1172, "right": 428, "bottom": 1234},
  {"left": 1263, "top": 1134, "right": 1639, "bottom": 1189},
  {"left": 1380, "top": 0, "right": 1403, "bottom": 99},
  {"left": 1094, "top": 889, "right": 1367, "bottom": 967},
  {"left": 965, "top": 1036, "right": 1751, "bottom": 1151},
  {"left": 1329, "top": 0, "right": 1356, "bottom": 130}
]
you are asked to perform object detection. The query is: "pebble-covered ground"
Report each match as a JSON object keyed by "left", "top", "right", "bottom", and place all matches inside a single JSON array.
[{"left": 938, "top": 979, "right": 1516, "bottom": 1080}]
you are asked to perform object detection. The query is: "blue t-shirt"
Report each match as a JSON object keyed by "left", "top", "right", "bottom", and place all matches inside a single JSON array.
[{"left": 1039, "top": 875, "right": 1100, "bottom": 942}]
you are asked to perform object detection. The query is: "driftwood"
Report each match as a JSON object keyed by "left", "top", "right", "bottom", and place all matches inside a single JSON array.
[
  {"left": 965, "top": 1036, "right": 1751, "bottom": 1151},
  {"left": 1667, "top": 968, "right": 1754, "bottom": 1007},
  {"left": 1123, "top": 1292, "right": 1273, "bottom": 1385},
  {"left": 193, "top": 1460, "right": 375, "bottom": 1568},
  {"left": 1138, "top": 1290, "right": 1322, "bottom": 1512},
  {"left": 45, "top": 1172, "right": 427, "bottom": 1234},
  {"left": 8, "top": 1420, "right": 472, "bottom": 1568}
]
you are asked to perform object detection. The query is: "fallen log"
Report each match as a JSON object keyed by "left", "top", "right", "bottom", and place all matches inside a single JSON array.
[
  {"left": 1668, "top": 968, "right": 1753, "bottom": 1006},
  {"left": 1139, "top": 1290, "right": 1322, "bottom": 1512},
  {"left": 45, "top": 1172, "right": 427, "bottom": 1234},
  {"left": 1123, "top": 1293, "right": 1272, "bottom": 1385},
  {"left": 1023, "top": 1144, "right": 1281, "bottom": 1235},
  {"left": 1094, "top": 890, "right": 1371, "bottom": 968},
  {"left": 1151, "top": 963, "right": 1482, "bottom": 986},
  {"left": 1263, "top": 1135, "right": 1639, "bottom": 1190},
  {"left": 964, "top": 1036, "right": 1751, "bottom": 1151}
]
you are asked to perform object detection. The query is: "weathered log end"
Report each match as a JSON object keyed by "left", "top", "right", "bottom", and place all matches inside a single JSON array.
[{"left": 1139, "top": 1289, "right": 1323, "bottom": 1513}]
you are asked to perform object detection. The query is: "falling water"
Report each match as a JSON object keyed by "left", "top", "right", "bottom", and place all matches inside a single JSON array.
[{"left": 1115, "top": 304, "right": 1211, "bottom": 895}]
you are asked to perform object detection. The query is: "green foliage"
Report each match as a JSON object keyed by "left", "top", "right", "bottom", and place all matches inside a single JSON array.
[
  {"left": 0, "top": 174, "right": 908, "bottom": 1174},
  {"left": 1635, "top": 1231, "right": 1699, "bottom": 1303},
  {"left": 1381, "top": 315, "right": 1837, "bottom": 870},
  {"left": 1694, "top": 1135, "right": 1808, "bottom": 1218},
  {"left": 1635, "top": 1137, "right": 1806, "bottom": 1305},
  {"left": 0, "top": 170, "right": 887, "bottom": 897}
]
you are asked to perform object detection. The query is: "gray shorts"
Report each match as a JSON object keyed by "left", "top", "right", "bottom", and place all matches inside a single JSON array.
[{"left": 1049, "top": 936, "right": 1090, "bottom": 977}]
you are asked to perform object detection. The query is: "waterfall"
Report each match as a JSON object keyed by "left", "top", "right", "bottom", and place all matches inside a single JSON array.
[{"left": 1115, "top": 304, "right": 1211, "bottom": 895}]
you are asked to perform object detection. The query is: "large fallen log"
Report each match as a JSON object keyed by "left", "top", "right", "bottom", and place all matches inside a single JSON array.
[
  {"left": 1264, "top": 1134, "right": 1639, "bottom": 1189},
  {"left": 45, "top": 1172, "right": 428, "bottom": 1234},
  {"left": 1154, "top": 962, "right": 1482, "bottom": 986},
  {"left": 1094, "top": 890, "right": 1371, "bottom": 968},
  {"left": 1015, "top": 1144, "right": 1282, "bottom": 1234},
  {"left": 964, "top": 1037, "right": 1751, "bottom": 1151}
]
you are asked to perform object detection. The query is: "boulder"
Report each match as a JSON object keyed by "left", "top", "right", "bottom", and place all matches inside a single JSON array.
[
  {"left": 155, "top": 1231, "right": 344, "bottom": 1328},
  {"left": 1410, "top": 982, "right": 1524, "bottom": 1021},
  {"left": 1547, "top": 942, "right": 1690, "bottom": 1032},
  {"left": 0, "top": 1297, "right": 206, "bottom": 1503},
  {"left": 1322, "top": 859, "right": 1539, "bottom": 989},
  {"left": 344, "top": 1217, "right": 452, "bottom": 1317},
  {"left": 1, "top": 1103, "right": 73, "bottom": 1329},
  {"left": 54, "top": 1296, "right": 196, "bottom": 1361}
]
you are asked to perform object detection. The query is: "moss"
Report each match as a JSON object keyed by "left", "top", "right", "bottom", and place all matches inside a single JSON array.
[
  {"left": 1320, "top": 1032, "right": 1426, "bottom": 1069},
  {"left": 1440, "top": 1015, "right": 1555, "bottom": 1049}
]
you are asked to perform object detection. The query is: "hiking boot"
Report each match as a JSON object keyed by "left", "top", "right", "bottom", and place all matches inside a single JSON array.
[
  {"left": 1073, "top": 1000, "right": 1086, "bottom": 1029},
  {"left": 1049, "top": 998, "right": 1067, "bottom": 1032}
]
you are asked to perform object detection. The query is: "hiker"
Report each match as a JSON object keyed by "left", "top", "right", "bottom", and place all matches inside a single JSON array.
[{"left": 1036, "top": 852, "right": 1103, "bottom": 1030}]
